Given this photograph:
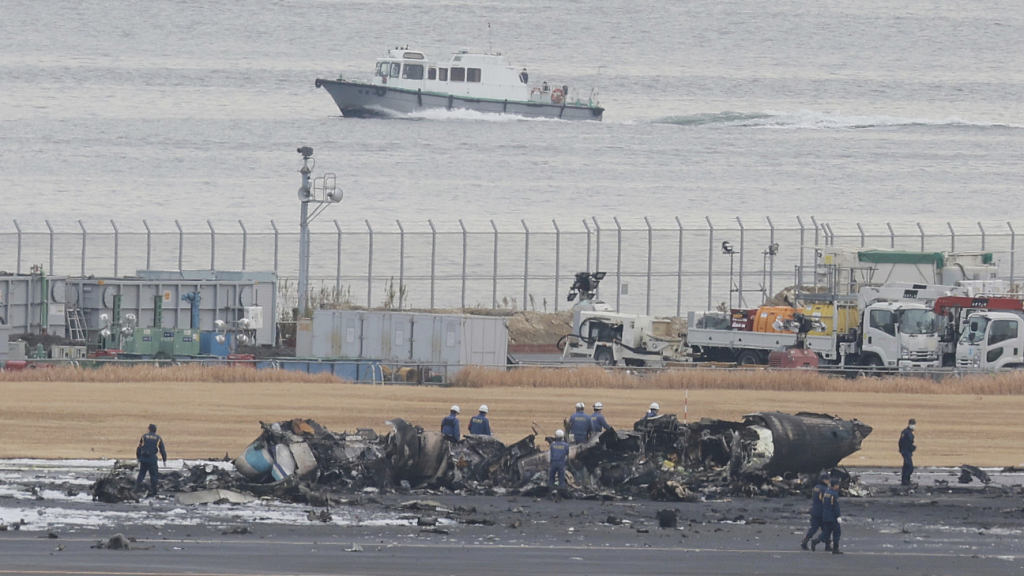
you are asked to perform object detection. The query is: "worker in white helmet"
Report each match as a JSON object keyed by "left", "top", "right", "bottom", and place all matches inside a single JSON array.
[
  {"left": 591, "top": 402, "right": 612, "bottom": 433},
  {"left": 441, "top": 405, "right": 461, "bottom": 442},
  {"left": 468, "top": 404, "right": 492, "bottom": 435},
  {"left": 567, "top": 401, "right": 594, "bottom": 443},
  {"left": 645, "top": 402, "right": 660, "bottom": 419},
  {"left": 548, "top": 430, "right": 570, "bottom": 489}
]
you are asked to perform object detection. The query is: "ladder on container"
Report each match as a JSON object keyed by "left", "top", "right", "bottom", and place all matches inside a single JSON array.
[{"left": 66, "top": 308, "right": 87, "bottom": 342}]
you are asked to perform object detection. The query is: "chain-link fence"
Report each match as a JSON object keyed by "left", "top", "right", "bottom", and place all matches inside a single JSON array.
[{"left": 1, "top": 218, "right": 1018, "bottom": 318}]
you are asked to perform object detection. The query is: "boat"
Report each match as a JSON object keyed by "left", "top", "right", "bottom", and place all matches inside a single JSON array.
[{"left": 314, "top": 47, "right": 603, "bottom": 121}]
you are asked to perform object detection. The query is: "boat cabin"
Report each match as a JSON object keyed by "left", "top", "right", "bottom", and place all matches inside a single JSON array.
[{"left": 372, "top": 48, "right": 566, "bottom": 104}]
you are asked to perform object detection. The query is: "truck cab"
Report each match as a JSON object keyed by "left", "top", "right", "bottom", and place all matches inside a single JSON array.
[
  {"left": 854, "top": 302, "right": 941, "bottom": 370},
  {"left": 955, "top": 311, "right": 1024, "bottom": 371}
]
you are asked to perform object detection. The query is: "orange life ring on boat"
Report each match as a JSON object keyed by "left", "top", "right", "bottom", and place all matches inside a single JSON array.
[{"left": 551, "top": 88, "right": 565, "bottom": 104}]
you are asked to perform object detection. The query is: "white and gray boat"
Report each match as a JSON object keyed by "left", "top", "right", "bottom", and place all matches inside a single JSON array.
[{"left": 315, "top": 47, "right": 603, "bottom": 121}]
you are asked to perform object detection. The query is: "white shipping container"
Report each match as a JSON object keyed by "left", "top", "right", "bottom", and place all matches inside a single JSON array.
[{"left": 306, "top": 310, "right": 508, "bottom": 366}]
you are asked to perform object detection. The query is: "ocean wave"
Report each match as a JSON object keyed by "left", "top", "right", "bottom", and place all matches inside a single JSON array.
[{"left": 652, "top": 110, "right": 1022, "bottom": 130}]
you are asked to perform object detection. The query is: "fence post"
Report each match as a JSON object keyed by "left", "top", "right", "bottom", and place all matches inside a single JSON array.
[
  {"left": 207, "top": 220, "right": 216, "bottom": 270},
  {"left": 78, "top": 220, "right": 87, "bottom": 276},
  {"left": 366, "top": 220, "right": 374, "bottom": 308},
  {"left": 916, "top": 222, "right": 926, "bottom": 252},
  {"left": 705, "top": 216, "right": 714, "bottom": 311},
  {"left": 46, "top": 220, "right": 54, "bottom": 275},
  {"left": 582, "top": 218, "right": 592, "bottom": 273},
  {"left": 334, "top": 220, "right": 342, "bottom": 293},
  {"left": 522, "top": 219, "right": 530, "bottom": 310},
  {"left": 239, "top": 220, "right": 248, "bottom": 270},
  {"left": 1008, "top": 222, "right": 1016, "bottom": 289},
  {"left": 811, "top": 216, "right": 820, "bottom": 249},
  {"left": 270, "top": 220, "right": 279, "bottom": 275},
  {"left": 857, "top": 223, "right": 865, "bottom": 247},
  {"left": 175, "top": 220, "right": 184, "bottom": 271},
  {"left": 825, "top": 223, "right": 835, "bottom": 247},
  {"left": 797, "top": 216, "right": 805, "bottom": 288},
  {"left": 613, "top": 216, "right": 622, "bottom": 312},
  {"left": 736, "top": 217, "right": 746, "bottom": 308},
  {"left": 553, "top": 219, "right": 561, "bottom": 312},
  {"left": 110, "top": 220, "right": 119, "bottom": 276},
  {"left": 978, "top": 221, "right": 986, "bottom": 251},
  {"left": 13, "top": 219, "right": 21, "bottom": 275},
  {"left": 429, "top": 219, "right": 437, "bottom": 310},
  {"left": 491, "top": 220, "right": 498, "bottom": 308},
  {"left": 593, "top": 217, "right": 602, "bottom": 301},
  {"left": 396, "top": 219, "right": 405, "bottom": 309},
  {"left": 675, "top": 216, "right": 683, "bottom": 318},
  {"left": 143, "top": 220, "right": 152, "bottom": 271},
  {"left": 886, "top": 223, "right": 895, "bottom": 248},
  {"left": 767, "top": 216, "right": 776, "bottom": 297},
  {"left": 460, "top": 219, "right": 467, "bottom": 309},
  {"left": 644, "top": 216, "right": 653, "bottom": 315}
]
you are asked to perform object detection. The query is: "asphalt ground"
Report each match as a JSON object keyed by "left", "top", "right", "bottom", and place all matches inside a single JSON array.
[{"left": 1, "top": 467, "right": 1022, "bottom": 576}]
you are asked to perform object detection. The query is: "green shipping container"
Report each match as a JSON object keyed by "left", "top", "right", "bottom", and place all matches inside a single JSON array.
[
  {"left": 122, "top": 328, "right": 160, "bottom": 356},
  {"left": 159, "top": 329, "right": 200, "bottom": 357}
]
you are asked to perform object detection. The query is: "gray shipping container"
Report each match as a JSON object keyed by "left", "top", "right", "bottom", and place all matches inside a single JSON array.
[{"left": 304, "top": 310, "right": 508, "bottom": 367}]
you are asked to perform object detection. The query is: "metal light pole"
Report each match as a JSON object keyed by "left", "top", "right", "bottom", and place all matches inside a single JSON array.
[{"left": 296, "top": 146, "right": 342, "bottom": 316}]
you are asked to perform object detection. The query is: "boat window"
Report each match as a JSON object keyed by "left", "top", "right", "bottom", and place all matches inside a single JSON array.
[
  {"left": 389, "top": 63, "right": 400, "bottom": 78},
  {"left": 428, "top": 67, "right": 437, "bottom": 80},
  {"left": 403, "top": 52, "right": 424, "bottom": 60},
  {"left": 402, "top": 64, "right": 424, "bottom": 80},
  {"left": 467, "top": 68, "right": 481, "bottom": 82},
  {"left": 438, "top": 68, "right": 448, "bottom": 81},
  {"left": 450, "top": 67, "right": 465, "bottom": 82},
  {"left": 375, "top": 62, "right": 387, "bottom": 77}
]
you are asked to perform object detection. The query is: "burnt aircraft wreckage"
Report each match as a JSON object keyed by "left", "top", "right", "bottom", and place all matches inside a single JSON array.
[{"left": 91, "top": 412, "right": 872, "bottom": 504}]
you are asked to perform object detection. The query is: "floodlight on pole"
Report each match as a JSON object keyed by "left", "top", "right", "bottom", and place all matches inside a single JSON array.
[{"left": 295, "top": 147, "right": 343, "bottom": 316}]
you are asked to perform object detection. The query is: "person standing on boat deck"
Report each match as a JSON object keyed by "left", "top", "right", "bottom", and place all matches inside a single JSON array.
[{"left": 519, "top": 68, "right": 528, "bottom": 84}]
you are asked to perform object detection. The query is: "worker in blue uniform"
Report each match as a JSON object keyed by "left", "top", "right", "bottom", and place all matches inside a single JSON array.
[
  {"left": 441, "top": 405, "right": 461, "bottom": 443},
  {"left": 590, "top": 402, "right": 611, "bottom": 433},
  {"left": 812, "top": 477, "right": 843, "bottom": 554},
  {"left": 567, "top": 402, "right": 594, "bottom": 443},
  {"left": 899, "top": 418, "right": 916, "bottom": 486},
  {"left": 135, "top": 424, "right": 167, "bottom": 497},
  {"left": 800, "top": 472, "right": 830, "bottom": 550},
  {"left": 468, "top": 405, "right": 492, "bottom": 435},
  {"left": 645, "top": 402, "right": 660, "bottom": 419},
  {"left": 548, "top": 429, "right": 570, "bottom": 488}
]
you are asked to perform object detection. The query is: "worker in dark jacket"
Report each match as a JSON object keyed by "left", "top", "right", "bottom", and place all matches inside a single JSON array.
[
  {"left": 800, "top": 472, "right": 830, "bottom": 550},
  {"left": 813, "top": 478, "right": 843, "bottom": 554},
  {"left": 548, "top": 430, "right": 570, "bottom": 488},
  {"left": 135, "top": 424, "right": 167, "bottom": 497},
  {"left": 645, "top": 402, "right": 660, "bottom": 419},
  {"left": 590, "top": 402, "right": 611, "bottom": 433},
  {"left": 441, "top": 405, "right": 461, "bottom": 442},
  {"left": 567, "top": 402, "right": 594, "bottom": 443},
  {"left": 899, "top": 418, "right": 916, "bottom": 486},
  {"left": 468, "top": 405, "right": 492, "bottom": 435}
]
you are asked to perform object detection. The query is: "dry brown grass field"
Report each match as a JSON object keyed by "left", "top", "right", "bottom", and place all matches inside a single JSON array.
[{"left": 1, "top": 365, "right": 1021, "bottom": 467}]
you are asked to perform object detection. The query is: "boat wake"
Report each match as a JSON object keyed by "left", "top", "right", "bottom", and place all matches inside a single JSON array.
[
  {"left": 401, "top": 108, "right": 565, "bottom": 123},
  {"left": 652, "top": 110, "right": 1021, "bottom": 130}
]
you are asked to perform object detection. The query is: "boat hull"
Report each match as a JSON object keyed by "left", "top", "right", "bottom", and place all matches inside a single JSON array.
[{"left": 315, "top": 79, "right": 603, "bottom": 121}]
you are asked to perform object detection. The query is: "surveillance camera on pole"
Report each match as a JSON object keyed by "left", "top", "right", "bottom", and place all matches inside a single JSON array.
[{"left": 294, "top": 146, "right": 344, "bottom": 315}]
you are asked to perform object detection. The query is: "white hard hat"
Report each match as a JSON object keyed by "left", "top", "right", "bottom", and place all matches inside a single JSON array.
[
  {"left": 479, "top": 404, "right": 488, "bottom": 413},
  {"left": 594, "top": 402, "right": 603, "bottom": 410},
  {"left": 555, "top": 429, "right": 565, "bottom": 438},
  {"left": 451, "top": 405, "right": 460, "bottom": 414},
  {"left": 575, "top": 402, "right": 585, "bottom": 410},
  {"left": 650, "top": 402, "right": 660, "bottom": 411}
]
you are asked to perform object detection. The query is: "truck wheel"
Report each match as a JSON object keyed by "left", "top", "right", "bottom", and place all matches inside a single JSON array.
[
  {"left": 594, "top": 347, "right": 616, "bottom": 366},
  {"left": 858, "top": 355, "right": 884, "bottom": 377},
  {"left": 624, "top": 358, "right": 646, "bottom": 368},
  {"left": 736, "top": 351, "right": 762, "bottom": 366}
]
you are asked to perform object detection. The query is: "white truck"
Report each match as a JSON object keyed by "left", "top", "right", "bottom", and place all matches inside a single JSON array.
[
  {"left": 686, "top": 284, "right": 952, "bottom": 371},
  {"left": 954, "top": 311, "right": 1024, "bottom": 371}
]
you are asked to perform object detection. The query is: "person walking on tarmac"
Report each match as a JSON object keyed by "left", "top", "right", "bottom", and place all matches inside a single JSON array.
[
  {"left": 468, "top": 405, "right": 492, "bottom": 435},
  {"left": 548, "top": 430, "right": 570, "bottom": 489},
  {"left": 591, "top": 402, "right": 612, "bottom": 433},
  {"left": 899, "top": 418, "right": 917, "bottom": 486},
  {"left": 567, "top": 402, "right": 594, "bottom": 443},
  {"left": 441, "top": 406, "right": 461, "bottom": 443},
  {"left": 135, "top": 424, "right": 167, "bottom": 497},
  {"left": 812, "top": 477, "right": 844, "bottom": 554},
  {"left": 800, "top": 472, "right": 830, "bottom": 550},
  {"left": 644, "top": 402, "right": 660, "bottom": 419}
]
